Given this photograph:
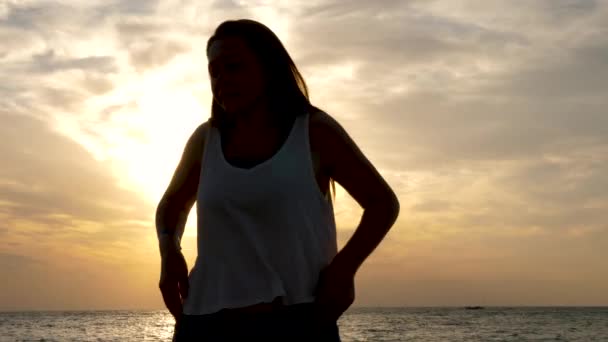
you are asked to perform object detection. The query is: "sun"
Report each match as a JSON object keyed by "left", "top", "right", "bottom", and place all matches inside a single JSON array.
[
  {"left": 85, "top": 54, "right": 212, "bottom": 208},
  {"left": 122, "top": 87, "right": 208, "bottom": 204},
  {"left": 58, "top": 13, "right": 293, "bottom": 225},
  {"left": 104, "top": 10, "right": 292, "bottom": 207}
]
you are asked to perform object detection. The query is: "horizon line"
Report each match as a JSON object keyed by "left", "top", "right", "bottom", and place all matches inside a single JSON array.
[{"left": 2, "top": 305, "right": 607, "bottom": 313}]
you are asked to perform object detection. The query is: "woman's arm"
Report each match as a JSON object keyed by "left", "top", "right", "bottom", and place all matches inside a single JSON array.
[
  {"left": 156, "top": 122, "right": 208, "bottom": 256},
  {"left": 312, "top": 111, "right": 400, "bottom": 273},
  {"left": 311, "top": 110, "right": 400, "bottom": 323},
  {"left": 156, "top": 122, "right": 208, "bottom": 322}
]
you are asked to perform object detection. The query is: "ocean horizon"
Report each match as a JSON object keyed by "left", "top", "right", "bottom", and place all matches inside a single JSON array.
[
  {"left": 2, "top": 305, "right": 608, "bottom": 312},
  {"left": 1, "top": 306, "right": 607, "bottom": 341}
]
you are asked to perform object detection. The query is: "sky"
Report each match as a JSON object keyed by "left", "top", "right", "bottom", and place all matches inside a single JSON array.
[{"left": 1, "top": 0, "right": 607, "bottom": 311}]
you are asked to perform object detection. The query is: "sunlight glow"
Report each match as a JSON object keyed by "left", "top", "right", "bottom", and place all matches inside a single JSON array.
[
  {"left": 61, "top": 52, "right": 212, "bottom": 204},
  {"left": 114, "top": 86, "right": 208, "bottom": 203}
]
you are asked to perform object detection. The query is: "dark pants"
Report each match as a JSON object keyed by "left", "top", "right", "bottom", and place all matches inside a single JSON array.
[{"left": 172, "top": 302, "right": 341, "bottom": 341}]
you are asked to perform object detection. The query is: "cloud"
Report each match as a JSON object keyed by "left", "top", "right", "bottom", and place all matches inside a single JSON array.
[
  {"left": 0, "top": 2, "right": 75, "bottom": 31},
  {"left": 96, "top": 0, "right": 162, "bottom": 15},
  {"left": 1, "top": 0, "right": 608, "bottom": 308},
  {"left": 28, "top": 49, "right": 117, "bottom": 74},
  {"left": 0, "top": 252, "right": 43, "bottom": 269},
  {"left": 211, "top": 0, "right": 244, "bottom": 11},
  {"left": 80, "top": 74, "right": 115, "bottom": 95},
  {"left": 124, "top": 38, "right": 190, "bottom": 72},
  {"left": 0, "top": 112, "right": 153, "bottom": 252},
  {"left": 411, "top": 200, "right": 452, "bottom": 212},
  {"left": 114, "top": 18, "right": 192, "bottom": 71},
  {"left": 285, "top": 0, "right": 608, "bottom": 257},
  {"left": 289, "top": 0, "right": 607, "bottom": 168},
  {"left": 289, "top": 3, "right": 608, "bottom": 290},
  {"left": 0, "top": 248, "right": 161, "bottom": 310},
  {"left": 0, "top": 109, "right": 169, "bottom": 310}
]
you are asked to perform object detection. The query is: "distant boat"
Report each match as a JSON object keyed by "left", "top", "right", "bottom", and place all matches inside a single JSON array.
[{"left": 465, "top": 306, "right": 484, "bottom": 310}]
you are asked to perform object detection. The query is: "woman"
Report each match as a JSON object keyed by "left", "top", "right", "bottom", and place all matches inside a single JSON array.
[{"left": 156, "top": 19, "right": 400, "bottom": 341}]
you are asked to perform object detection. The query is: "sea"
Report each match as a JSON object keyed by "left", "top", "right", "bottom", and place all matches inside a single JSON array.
[{"left": 1, "top": 307, "right": 607, "bottom": 341}]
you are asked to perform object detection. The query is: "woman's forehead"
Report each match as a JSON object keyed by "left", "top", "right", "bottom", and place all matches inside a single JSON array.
[{"left": 207, "top": 37, "right": 251, "bottom": 63}]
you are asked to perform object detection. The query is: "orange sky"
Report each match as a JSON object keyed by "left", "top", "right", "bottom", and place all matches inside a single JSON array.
[{"left": 1, "top": 0, "right": 607, "bottom": 310}]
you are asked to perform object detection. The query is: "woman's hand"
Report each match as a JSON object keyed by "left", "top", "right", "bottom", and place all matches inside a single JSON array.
[
  {"left": 313, "top": 258, "right": 356, "bottom": 324},
  {"left": 159, "top": 247, "right": 189, "bottom": 323}
]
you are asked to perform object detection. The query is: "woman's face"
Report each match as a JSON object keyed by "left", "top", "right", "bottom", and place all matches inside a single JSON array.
[{"left": 207, "top": 37, "right": 266, "bottom": 115}]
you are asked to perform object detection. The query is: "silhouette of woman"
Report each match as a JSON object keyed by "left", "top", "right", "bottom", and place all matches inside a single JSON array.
[{"left": 156, "top": 19, "right": 400, "bottom": 341}]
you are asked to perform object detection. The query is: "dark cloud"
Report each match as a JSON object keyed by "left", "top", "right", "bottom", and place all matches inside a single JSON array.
[
  {"left": 290, "top": 0, "right": 607, "bottom": 175},
  {"left": 297, "top": 0, "right": 419, "bottom": 18},
  {"left": 95, "top": 0, "right": 161, "bottom": 16},
  {"left": 534, "top": 0, "right": 599, "bottom": 24},
  {"left": 298, "top": 0, "right": 608, "bottom": 244},
  {"left": 292, "top": 3, "right": 528, "bottom": 69},
  {"left": 0, "top": 2, "right": 69, "bottom": 31},
  {"left": 114, "top": 16, "right": 195, "bottom": 71},
  {"left": 0, "top": 2, "right": 106, "bottom": 42},
  {"left": 109, "top": 0, "right": 255, "bottom": 72},
  {"left": 115, "top": 18, "right": 170, "bottom": 38},
  {"left": 0, "top": 78, "right": 111, "bottom": 116},
  {"left": 496, "top": 156, "right": 608, "bottom": 207},
  {"left": 482, "top": 37, "right": 608, "bottom": 99},
  {"left": 0, "top": 26, "right": 41, "bottom": 58},
  {"left": 127, "top": 38, "right": 190, "bottom": 72},
  {"left": 211, "top": 0, "right": 245, "bottom": 11},
  {"left": 37, "top": 86, "right": 90, "bottom": 113},
  {"left": 358, "top": 93, "right": 607, "bottom": 170},
  {"left": 28, "top": 49, "right": 117, "bottom": 74},
  {"left": 1, "top": 49, "right": 117, "bottom": 115},
  {"left": 321, "top": 25, "right": 607, "bottom": 171}
]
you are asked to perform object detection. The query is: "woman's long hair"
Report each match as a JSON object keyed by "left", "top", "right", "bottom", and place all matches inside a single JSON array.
[{"left": 206, "top": 19, "right": 335, "bottom": 202}]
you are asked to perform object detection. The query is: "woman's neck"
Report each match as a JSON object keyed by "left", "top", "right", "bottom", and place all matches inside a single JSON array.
[{"left": 233, "top": 98, "right": 277, "bottom": 130}]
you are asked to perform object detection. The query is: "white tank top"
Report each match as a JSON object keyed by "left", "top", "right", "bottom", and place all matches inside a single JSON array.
[{"left": 182, "top": 111, "right": 338, "bottom": 315}]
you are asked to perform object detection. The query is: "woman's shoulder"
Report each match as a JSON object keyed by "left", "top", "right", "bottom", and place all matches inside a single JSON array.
[
  {"left": 182, "top": 120, "right": 212, "bottom": 164},
  {"left": 193, "top": 119, "right": 212, "bottom": 142},
  {"left": 308, "top": 107, "right": 349, "bottom": 144}
]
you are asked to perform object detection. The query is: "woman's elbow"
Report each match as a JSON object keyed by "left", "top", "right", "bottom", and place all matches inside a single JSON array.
[
  {"left": 386, "top": 190, "right": 400, "bottom": 222},
  {"left": 366, "top": 189, "right": 400, "bottom": 222},
  {"left": 155, "top": 197, "right": 173, "bottom": 223}
]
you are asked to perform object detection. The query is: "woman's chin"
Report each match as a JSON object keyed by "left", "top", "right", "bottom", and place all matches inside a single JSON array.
[
  {"left": 222, "top": 107, "right": 241, "bottom": 116},
  {"left": 221, "top": 103, "right": 250, "bottom": 116}
]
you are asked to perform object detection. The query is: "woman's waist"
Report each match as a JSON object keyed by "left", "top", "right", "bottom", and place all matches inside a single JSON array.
[{"left": 215, "top": 296, "right": 316, "bottom": 315}]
